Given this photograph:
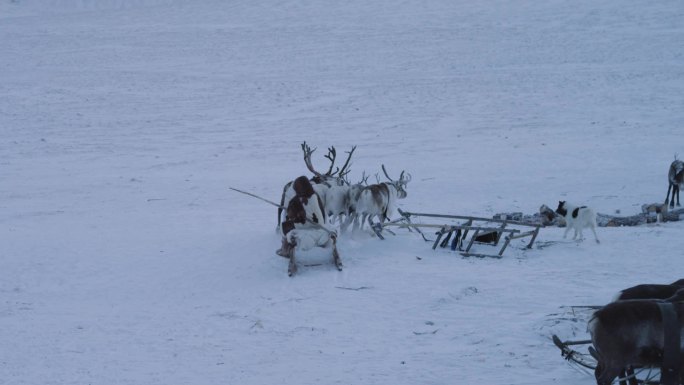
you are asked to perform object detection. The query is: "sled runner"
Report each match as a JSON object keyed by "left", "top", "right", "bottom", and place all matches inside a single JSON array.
[{"left": 375, "top": 209, "right": 542, "bottom": 258}]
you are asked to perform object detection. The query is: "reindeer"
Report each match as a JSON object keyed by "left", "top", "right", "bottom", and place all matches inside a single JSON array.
[
  {"left": 614, "top": 279, "right": 684, "bottom": 301},
  {"left": 339, "top": 171, "right": 370, "bottom": 233},
  {"left": 601, "top": 280, "right": 684, "bottom": 384},
  {"left": 277, "top": 142, "right": 356, "bottom": 231},
  {"left": 276, "top": 175, "right": 341, "bottom": 276},
  {"left": 352, "top": 165, "right": 411, "bottom": 232},
  {"left": 588, "top": 291, "right": 684, "bottom": 385},
  {"left": 666, "top": 157, "right": 684, "bottom": 208}
]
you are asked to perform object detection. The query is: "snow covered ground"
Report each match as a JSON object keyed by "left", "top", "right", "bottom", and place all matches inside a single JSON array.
[{"left": 2, "top": 1, "right": 684, "bottom": 384}]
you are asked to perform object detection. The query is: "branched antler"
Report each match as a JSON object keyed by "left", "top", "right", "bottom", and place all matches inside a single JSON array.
[
  {"left": 324, "top": 147, "right": 338, "bottom": 175},
  {"left": 301, "top": 141, "right": 325, "bottom": 180},
  {"left": 337, "top": 145, "right": 357, "bottom": 181},
  {"left": 382, "top": 164, "right": 411, "bottom": 185},
  {"left": 358, "top": 171, "right": 369, "bottom": 185}
]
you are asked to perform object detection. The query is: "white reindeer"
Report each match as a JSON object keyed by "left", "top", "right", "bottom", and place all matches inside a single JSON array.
[
  {"left": 352, "top": 165, "right": 410, "bottom": 232},
  {"left": 339, "top": 172, "right": 370, "bottom": 233}
]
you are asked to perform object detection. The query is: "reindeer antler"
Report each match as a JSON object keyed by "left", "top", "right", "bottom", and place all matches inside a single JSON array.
[
  {"left": 402, "top": 172, "right": 412, "bottom": 184},
  {"left": 337, "top": 145, "right": 356, "bottom": 181},
  {"left": 301, "top": 141, "right": 325, "bottom": 180},
  {"left": 324, "top": 147, "right": 338, "bottom": 175},
  {"left": 381, "top": 164, "right": 394, "bottom": 181},
  {"left": 382, "top": 165, "right": 411, "bottom": 185},
  {"left": 358, "top": 171, "right": 369, "bottom": 185}
]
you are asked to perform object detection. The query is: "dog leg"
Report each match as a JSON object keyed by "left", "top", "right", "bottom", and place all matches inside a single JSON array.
[{"left": 591, "top": 226, "right": 600, "bottom": 244}]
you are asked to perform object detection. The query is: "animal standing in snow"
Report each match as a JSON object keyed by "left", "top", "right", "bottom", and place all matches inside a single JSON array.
[
  {"left": 276, "top": 142, "right": 356, "bottom": 231},
  {"left": 666, "top": 157, "right": 684, "bottom": 208},
  {"left": 276, "top": 175, "right": 342, "bottom": 277},
  {"left": 339, "top": 172, "right": 369, "bottom": 233},
  {"left": 588, "top": 290, "right": 684, "bottom": 385},
  {"left": 555, "top": 201, "right": 600, "bottom": 243},
  {"left": 352, "top": 165, "right": 411, "bottom": 232}
]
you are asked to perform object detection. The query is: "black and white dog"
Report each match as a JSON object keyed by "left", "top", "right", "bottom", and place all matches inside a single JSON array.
[{"left": 555, "top": 201, "right": 600, "bottom": 243}]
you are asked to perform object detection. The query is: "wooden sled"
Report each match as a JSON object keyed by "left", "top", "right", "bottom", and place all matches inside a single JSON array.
[{"left": 373, "top": 209, "right": 541, "bottom": 259}]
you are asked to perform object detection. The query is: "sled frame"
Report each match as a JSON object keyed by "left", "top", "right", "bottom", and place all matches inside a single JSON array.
[{"left": 377, "top": 210, "right": 541, "bottom": 258}]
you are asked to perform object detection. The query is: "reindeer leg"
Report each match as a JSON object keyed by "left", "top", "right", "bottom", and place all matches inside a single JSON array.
[
  {"left": 359, "top": 214, "right": 368, "bottom": 231},
  {"left": 340, "top": 214, "right": 352, "bottom": 234},
  {"left": 676, "top": 184, "right": 681, "bottom": 206},
  {"left": 330, "top": 234, "right": 343, "bottom": 271},
  {"left": 595, "top": 362, "right": 622, "bottom": 385},
  {"left": 563, "top": 225, "right": 570, "bottom": 239},
  {"left": 618, "top": 368, "right": 628, "bottom": 385},
  {"left": 667, "top": 184, "right": 674, "bottom": 207},
  {"left": 287, "top": 239, "right": 297, "bottom": 277},
  {"left": 626, "top": 367, "right": 637, "bottom": 385}
]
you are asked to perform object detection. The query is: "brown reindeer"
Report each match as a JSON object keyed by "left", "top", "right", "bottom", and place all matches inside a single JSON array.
[
  {"left": 589, "top": 289, "right": 684, "bottom": 385},
  {"left": 614, "top": 279, "right": 684, "bottom": 301},
  {"left": 276, "top": 175, "right": 341, "bottom": 276}
]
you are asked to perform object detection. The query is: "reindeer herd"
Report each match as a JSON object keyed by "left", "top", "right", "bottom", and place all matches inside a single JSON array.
[
  {"left": 276, "top": 142, "right": 410, "bottom": 276},
  {"left": 272, "top": 144, "right": 684, "bottom": 384}
]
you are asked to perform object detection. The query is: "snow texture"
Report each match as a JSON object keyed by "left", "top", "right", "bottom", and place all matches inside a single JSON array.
[{"left": 2, "top": 1, "right": 684, "bottom": 384}]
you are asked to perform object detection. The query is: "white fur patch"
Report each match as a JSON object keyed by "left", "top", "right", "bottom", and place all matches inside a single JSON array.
[{"left": 287, "top": 228, "right": 331, "bottom": 251}]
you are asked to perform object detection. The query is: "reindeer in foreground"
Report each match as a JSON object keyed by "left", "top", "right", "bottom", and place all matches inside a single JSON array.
[
  {"left": 613, "top": 279, "right": 684, "bottom": 301},
  {"left": 277, "top": 142, "right": 356, "bottom": 231},
  {"left": 666, "top": 157, "right": 684, "bottom": 208},
  {"left": 352, "top": 165, "right": 411, "bottom": 232},
  {"left": 589, "top": 289, "right": 684, "bottom": 385},
  {"left": 276, "top": 175, "right": 341, "bottom": 276}
]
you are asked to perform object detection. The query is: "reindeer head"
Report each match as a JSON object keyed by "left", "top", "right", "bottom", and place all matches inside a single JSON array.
[
  {"left": 301, "top": 142, "right": 356, "bottom": 187},
  {"left": 382, "top": 164, "right": 411, "bottom": 198}
]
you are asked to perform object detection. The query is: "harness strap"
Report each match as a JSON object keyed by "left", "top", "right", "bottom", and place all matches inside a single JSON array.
[{"left": 658, "top": 302, "right": 681, "bottom": 385}]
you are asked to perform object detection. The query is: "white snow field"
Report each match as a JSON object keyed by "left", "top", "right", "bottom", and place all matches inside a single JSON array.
[{"left": 2, "top": 1, "right": 684, "bottom": 384}]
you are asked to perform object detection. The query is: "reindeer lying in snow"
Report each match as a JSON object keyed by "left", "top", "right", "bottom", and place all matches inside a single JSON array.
[
  {"left": 351, "top": 165, "right": 411, "bottom": 232},
  {"left": 276, "top": 176, "right": 342, "bottom": 277},
  {"left": 589, "top": 284, "right": 684, "bottom": 385}
]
